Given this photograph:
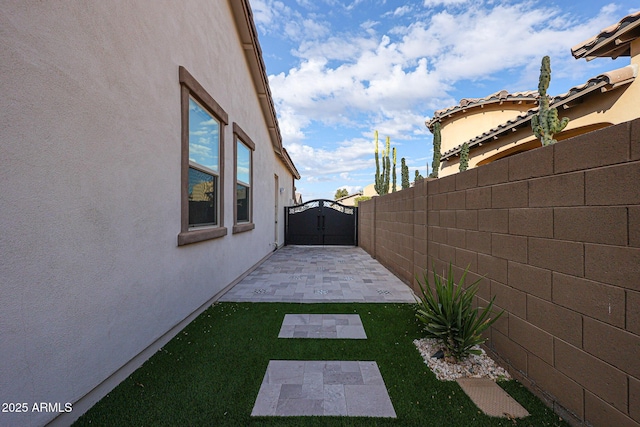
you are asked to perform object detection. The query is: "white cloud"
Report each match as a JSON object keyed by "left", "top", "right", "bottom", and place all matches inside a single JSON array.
[
  {"left": 252, "top": 0, "right": 631, "bottom": 197},
  {"left": 284, "top": 136, "right": 373, "bottom": 179},
  {"left": 423, "top": 0, "right": 470, "bottom": 8},
  {"left": 372, "top": 109, "right": 435, "bottom": 140},
  {"left": 250, "top": 0, "right": 279, "bottom": 29},
  {"left": 269, "top": 1, "right": 626, "bottom": 146},
  {"left": 383, "top": 5, "right": 413, "bottom": 18}
]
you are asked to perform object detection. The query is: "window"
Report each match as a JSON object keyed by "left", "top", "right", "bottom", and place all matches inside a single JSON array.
[
  {"left": 233, "top": 123, "right": 255, "bottom": 234},
  {"left": 178, "top": 66, "right": 228, "bottom": 246}
]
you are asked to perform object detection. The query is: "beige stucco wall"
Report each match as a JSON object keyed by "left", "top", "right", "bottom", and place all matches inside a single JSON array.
[
  {"left": 0, "top": 2, "right": 294, "bottom": 426},
  {"left": 439, "top": 103, "right": 536, "bottom": 155},
  {"left": 363, "top": 183, "right": 379, "bottom": 197}
]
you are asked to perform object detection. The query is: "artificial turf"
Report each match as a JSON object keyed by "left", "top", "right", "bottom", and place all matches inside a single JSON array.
[{"left": 73, "top": 302, "right": 569, "bottom": 426}]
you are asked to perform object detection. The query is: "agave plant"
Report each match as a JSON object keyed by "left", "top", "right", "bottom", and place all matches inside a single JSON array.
[{"left": 415, "top": 263, "right": 503, "bottom": 362}]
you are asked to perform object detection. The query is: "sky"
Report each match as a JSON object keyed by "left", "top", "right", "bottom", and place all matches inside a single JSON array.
[{"left": 248, "top": 0, "right": 638, "bottom": 201}]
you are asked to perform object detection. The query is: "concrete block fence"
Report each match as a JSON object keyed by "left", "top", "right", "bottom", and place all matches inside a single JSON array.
[{"left": 358, "top": 119, "right": 640, "bottom": 427}]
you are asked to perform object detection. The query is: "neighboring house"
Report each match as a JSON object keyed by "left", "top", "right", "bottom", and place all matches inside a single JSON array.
[
  {"left": 362, "top": 183, "right": 381, "bottom": 198},
  {"left": 336, "top": 183, "right": 383, "bottom": 206},
  {"left": 0, "top": 1, "right": 299, "bottom": 426},
  {"left": 426, "top": 11, "right": 640, "bottom": 178},
  {"left": 336, "top": 191, "right": 363, "bottom": 206}
]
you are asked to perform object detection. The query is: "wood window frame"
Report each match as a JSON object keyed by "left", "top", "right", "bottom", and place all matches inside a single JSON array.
[
  {"left": 232, "top": 122, "right": 255, "bottom": 234},
  {"left": 178, "top": 66, "right": 229, "bottom": 246}
]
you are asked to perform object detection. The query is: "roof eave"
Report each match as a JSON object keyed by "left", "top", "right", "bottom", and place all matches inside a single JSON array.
[
  {"left": 228, "top": 0, "right": 300, "bottom": 180},
  {"left": 440, "top": 77, "right": 626, "bottom": 160},
  {"left": 572, "top": 12, "right": 640, "bottom": 60}
]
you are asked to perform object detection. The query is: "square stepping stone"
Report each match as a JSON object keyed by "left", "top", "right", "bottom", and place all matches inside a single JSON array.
[
  {"left": 278, "top": 314, "right": 367, "bottom": 339},
  {"left": 252, "top": 360, "right": 396, "bottom": 417},
  {"left": 456, "top": 378, "right": 530, "bottom": 419}
]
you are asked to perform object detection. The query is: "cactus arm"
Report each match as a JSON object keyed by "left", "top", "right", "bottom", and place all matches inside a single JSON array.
[
  {"left": 392, "top": 147, "right": 397, "bottom": 192},
  {"left": 459, "top": 142, "right": 469, "bottom": 172},
  {"left": 374, "top": 131, "right": 388, "bottom": 195},
  {"left": 532, "top": 56, "right": 569, "bottom": 146},
  {"left": 374, "top": 130, "right": 383, "bottom": 195},
  {"left": 429, "top": 121, "right": 442, "bottom": 178}
]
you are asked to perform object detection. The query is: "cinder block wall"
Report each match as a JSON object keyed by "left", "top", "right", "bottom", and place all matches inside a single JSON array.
[{"left": 358, "top": 119, "right": 640, "bottom": 427}]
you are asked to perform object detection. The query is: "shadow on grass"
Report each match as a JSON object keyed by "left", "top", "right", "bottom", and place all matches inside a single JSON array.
[{"left": 74, "top": 303, "right": 568, "bottom": 427}]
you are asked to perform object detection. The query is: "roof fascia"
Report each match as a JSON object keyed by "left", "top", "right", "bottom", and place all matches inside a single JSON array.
[{"left": 228, "top": 0, "right": 300, "bottom": 179}]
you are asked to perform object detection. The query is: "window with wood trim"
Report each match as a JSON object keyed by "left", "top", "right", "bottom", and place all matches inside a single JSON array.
[
  {"left": 233, "top": 123, "right": 255, "bottom": 234},
  {"left": 178, "top": 66, "right": 228, "bottom": 246}
]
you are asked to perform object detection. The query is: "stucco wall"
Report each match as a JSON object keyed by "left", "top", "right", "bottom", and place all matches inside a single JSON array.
[
  {"left": 0, "top": 2, "right": 294, "bottom": 426},
  {"left": 439, "top": 103, "right": 536, "bottom": 155},
  {"left": 359, "top": 120, "right": 640, "bottom": 427}
]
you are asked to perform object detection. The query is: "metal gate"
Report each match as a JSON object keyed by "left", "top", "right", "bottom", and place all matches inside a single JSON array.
[{"left": 285, "top": 199, "right": 358, "bottom": 245}]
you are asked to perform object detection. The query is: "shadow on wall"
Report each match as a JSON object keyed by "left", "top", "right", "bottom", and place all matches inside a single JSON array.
[{"left": 358, "top": 119, "right": 640, "bottom": 427}]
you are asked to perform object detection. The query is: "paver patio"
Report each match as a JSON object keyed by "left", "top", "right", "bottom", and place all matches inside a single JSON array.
[{"left": 219, "top": 245, "right": 416, "bottom": 303}]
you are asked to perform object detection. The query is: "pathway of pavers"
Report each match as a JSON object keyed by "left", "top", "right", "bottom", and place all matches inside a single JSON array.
[
  {"left": 228, "top": 245, "right": 525, "bottom": 420},
  {"left": 253, "top": 313, "right": 396, "bottom": 418},
  {"left": 219, "top": 245, "right": 416, "bottom": 303}
]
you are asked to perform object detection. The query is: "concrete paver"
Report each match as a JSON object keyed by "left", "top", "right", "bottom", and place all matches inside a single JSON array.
[
  {"left": 252, "top": 360, "right": 396, "bottom": 417},
  {"left": 220, "top": 246, "right": 416, "bottom": 303},
  {"left": 278, "top": 314, "right": 367, "bottom": 339},
  {"left": 456, "top": 378, "right": 530, "bottom": 419}
]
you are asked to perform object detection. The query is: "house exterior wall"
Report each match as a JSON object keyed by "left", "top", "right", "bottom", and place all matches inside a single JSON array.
[
  {"left": 0, "top": 2, "right": 294, "bottom": 426},
  {"left": 440, "top": 80, "right": 639, "bottom": 177},
  {"left": 439, "top": 103, "right": 536, "bottom": 155},
  {"left": 359, "top": 120, "right": 640, "bottom": 427},
  {"left": 438, "top": 40, "right": 640, "bottom": 178}
]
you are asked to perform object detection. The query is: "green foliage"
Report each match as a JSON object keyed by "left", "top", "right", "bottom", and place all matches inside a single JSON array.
[
  {"left": 415, "top": 263, "right": 504, "bottom": 362},
  {"left": 531, "top": 56, "right": 569, "bottom": 146},
  {"left": 374, "top": 131, "right": 391, "bottom": 195},
  {"left": 334, "top": 188, "right": 349, "bottom": 200},
  {"left": 459, "top": 142, "right": 469, "bottom": 172},
  {"left": 401, "top": 158, "right": 410, "bottom": 189},
  {"left": 414, "top": 169, "right": 423, "bottom": 183},
  {"left": 429, "top": 122, "right": 442, "bottom": 178},
  {"left": 353, "top": 196, "right": 371, "bottom": 206}
]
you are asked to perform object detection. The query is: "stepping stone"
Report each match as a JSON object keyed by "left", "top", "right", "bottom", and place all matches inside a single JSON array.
[
  {"left": 278, "top": 314, "right": 367, "bottom": 339},
  {"left": 456, "top": 378, "right": 529, "bottom": 419},
  {"left": 251, "top": 360, "right": 396, "bottom": 417}
]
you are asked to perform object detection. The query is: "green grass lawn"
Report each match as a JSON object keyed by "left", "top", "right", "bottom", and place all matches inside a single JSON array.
[{"left": 74, "top": 302, "right": 568, "bottom": 426}]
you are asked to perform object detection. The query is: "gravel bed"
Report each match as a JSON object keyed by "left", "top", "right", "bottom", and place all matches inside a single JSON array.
[{"left": 414, "top": 338, "right": 511, "bottom": 381}]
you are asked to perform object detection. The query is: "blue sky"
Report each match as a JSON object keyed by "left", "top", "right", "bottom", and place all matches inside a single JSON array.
[{"left": 249, "top": 0, "right": 638, "bottom": 201}]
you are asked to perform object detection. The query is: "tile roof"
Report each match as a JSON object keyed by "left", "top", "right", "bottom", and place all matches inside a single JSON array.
[
  {"left": 572, "top": 11, "right": 640, "bottom": 60},
  {"left": 426, "top": 90, "right": 538, "bottom": 130},
  {"left": 439, "top": 64, "right": 638, "bottom": 160}
]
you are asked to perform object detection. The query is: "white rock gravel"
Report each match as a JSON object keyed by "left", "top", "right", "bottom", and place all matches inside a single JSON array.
[{"left": 414, "top": 338, "right": 511, "bottom": 381}]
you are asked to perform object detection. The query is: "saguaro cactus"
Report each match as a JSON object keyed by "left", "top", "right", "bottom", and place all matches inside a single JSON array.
[
  {"left": 401, "top": 158, "right": 410, "bottom": 189},
  {"left": 374, "top": 131, "right": 390, "bottom": 195},
  {"left": 392, "top": 147, "right": 397, "bottom": 193},
  {"left": 459, "top": 142, "right": 469, "bottom": 172},
  {"left": 531, "top": 56, "right": 569, "bottom": 146},
  {"left": 429, "top": 122, "right": 442, "bottom": 178}
]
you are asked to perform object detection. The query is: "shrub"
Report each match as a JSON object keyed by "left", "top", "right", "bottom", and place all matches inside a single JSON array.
[
  {"left": 415, "top": 263, "right": 504, "bottom": 362},
  {"left": 353, "top": 196, "right": 371, "bottom": 207}
]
